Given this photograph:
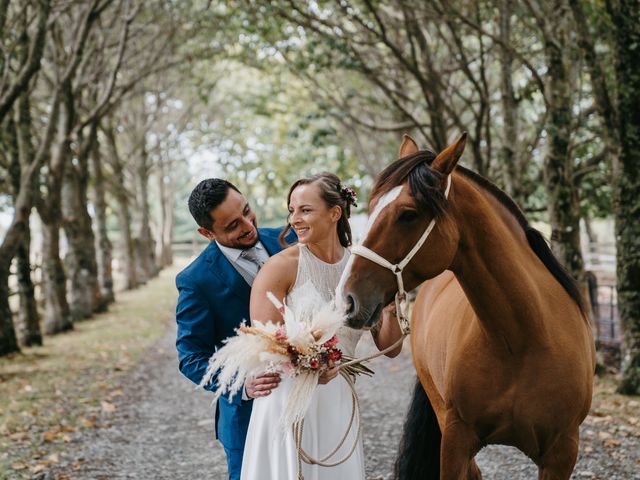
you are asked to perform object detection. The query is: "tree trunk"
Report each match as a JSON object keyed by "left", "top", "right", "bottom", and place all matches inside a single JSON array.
[
  {"left": 607, "top": 0, "right": 640, "bottom": 395},
  {"left": 135, "top": 146, "right": 158, "bottom": 280},
  {"left": 62, "top": 125, "right": 104, "bottom": 319},
  {"left": 498, "top": 0, "right": 524, "bottom": 205},
  {"left": 39, "top": 85, "right": 74, "bottom": 335},
  {"left": 105, "top": 125, "right": 138, "bottom": 289},
  {"left": 41, "top": 221, "right": 73, "bottom": 335},
  {"left": 8, "top": 120, "right": 41, "bottom": 346},
  {"left": 0, "top": 262, "right": 19, "bottom": 356},
  {"left": 16, "top": 227, "right": 41, "bottom": 346},
  {"left": 156, "top": 152, "right": 174, "bottom": 268},
  {"left": 541, "top": 4, "right": 586, "bottom": 288},
  {"left": 91, "top": 134, "right": 115, "bottom": 304}
]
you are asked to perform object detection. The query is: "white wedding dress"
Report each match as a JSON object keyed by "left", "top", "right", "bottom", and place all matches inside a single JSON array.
[{"left": 240, "top": 244, "right": 365, "bottom": 480}]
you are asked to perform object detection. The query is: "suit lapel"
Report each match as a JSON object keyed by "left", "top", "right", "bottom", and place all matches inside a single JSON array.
[
  {"left": 205, "top": 242, "right": 251, "bottom": 300},
  {"left": 260, "top": 230, "right": 284, "bottom": 257}
]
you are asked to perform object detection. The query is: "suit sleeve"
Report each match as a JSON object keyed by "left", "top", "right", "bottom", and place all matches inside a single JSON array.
[{"left": 175, "top": 272, "right": 243, "bottom": 406}]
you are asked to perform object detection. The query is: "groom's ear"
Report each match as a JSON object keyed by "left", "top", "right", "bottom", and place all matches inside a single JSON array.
[{"left": 197, "top": 227, "right": 216, "bottom": 241}]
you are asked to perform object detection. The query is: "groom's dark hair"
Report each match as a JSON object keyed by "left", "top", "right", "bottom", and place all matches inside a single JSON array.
[{"left": 188, "top": 178, "right": 240, "bottom": 230}]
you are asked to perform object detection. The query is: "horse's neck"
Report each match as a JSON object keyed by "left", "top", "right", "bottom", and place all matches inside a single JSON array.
[{"left": 451, "top": 183, "right": 562, "bottom": 350}]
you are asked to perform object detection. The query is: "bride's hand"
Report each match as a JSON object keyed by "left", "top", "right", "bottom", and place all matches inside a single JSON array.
[{"left": 318, "top": 366, "right": 339, "bottom": 385}]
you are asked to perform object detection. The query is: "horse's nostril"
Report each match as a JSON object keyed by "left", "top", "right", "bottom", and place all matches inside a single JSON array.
[{"left": 345, "top": 294, "right": 356, "bottom": 316}]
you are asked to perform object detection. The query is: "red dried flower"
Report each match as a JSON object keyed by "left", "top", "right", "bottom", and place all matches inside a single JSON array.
[
  {"left": 323, "top": 335, "right": 338, "bottom": 348},
  {"left": 329, "top": 349, "right": 342, "bottom": 362},
  {"left": 309, "top": 358, "right": 320, "bottom": 369}
]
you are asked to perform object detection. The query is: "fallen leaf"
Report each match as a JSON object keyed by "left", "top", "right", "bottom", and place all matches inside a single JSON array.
[
  {"left": 42, "top": 430, "right": 58, "bottom": 442},
  {"left": 81, "top": 417, "right": 97, "bottom": 428},
  {"left": 603, "top": 437, "right": 621, "bottom": 448},
  {"left": 101, "top": 401, "right": 117, "bottom": 413},
  {"left": 11, "top": 462, "right": 28, "bottom": 470},
  {"left": 30, "top": 464, "right": 47, "bottom": 474},
  {"left": 109, "top": 388, "right": 124, "bottom": 398}
]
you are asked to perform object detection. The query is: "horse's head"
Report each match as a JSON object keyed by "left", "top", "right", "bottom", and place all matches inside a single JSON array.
[{"left": 341, "top": 133, "right": 467, "bottom": 329}]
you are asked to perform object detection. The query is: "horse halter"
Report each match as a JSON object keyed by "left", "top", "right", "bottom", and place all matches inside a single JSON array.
[{"left": 350, "top": 174, "right": 452, "bottom": 334}]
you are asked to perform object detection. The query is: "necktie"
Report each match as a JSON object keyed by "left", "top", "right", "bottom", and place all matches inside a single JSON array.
[{"left": 241, "top": 247, "right": 265, "bottom": 271}]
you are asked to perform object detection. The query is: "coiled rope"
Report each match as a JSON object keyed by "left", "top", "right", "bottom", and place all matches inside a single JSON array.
[{"left": 293, "top": 333, "right": 407, "bottom": 480}]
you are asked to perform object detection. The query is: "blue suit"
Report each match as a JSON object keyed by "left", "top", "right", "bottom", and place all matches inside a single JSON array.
[{"left": 175, "top": 227, "right": 286, "bottom": 479}]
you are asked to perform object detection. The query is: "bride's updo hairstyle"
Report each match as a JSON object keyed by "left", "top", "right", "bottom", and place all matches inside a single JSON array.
[{"left": 279, "top": 172, "right": 356, "bottom": 248}]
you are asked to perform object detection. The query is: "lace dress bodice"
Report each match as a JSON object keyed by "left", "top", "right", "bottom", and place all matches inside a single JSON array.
[{"left": 286, "top": 244, "right": 363, "bottom": 356}]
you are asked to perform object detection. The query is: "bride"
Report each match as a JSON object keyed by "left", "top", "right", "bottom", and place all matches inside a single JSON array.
[{"left": 240, "top": 172, "right": 403, "bottom": 480}]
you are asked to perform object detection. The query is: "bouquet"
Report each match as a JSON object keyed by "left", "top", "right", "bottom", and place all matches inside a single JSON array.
[{"left": 199, "top": 282, "right": 372, "bottom": 430}]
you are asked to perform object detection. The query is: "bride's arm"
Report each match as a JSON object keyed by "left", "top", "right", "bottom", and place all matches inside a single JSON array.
[
  {"left": 243, "top": 252, "right": 297, "bottom": 399},
  {"left": 250, "top": 250, "right": 297, "bottom": 325},
  {"left": 371, "top": 303, "right": 403, "bottom": 358}
]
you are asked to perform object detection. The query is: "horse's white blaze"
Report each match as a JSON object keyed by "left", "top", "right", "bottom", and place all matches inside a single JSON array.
[
  {"left": 363, "top": 186, "right": 403, "bottom": 238},
  {"left": 336, "top": 186, "right": 404, "bottom": 308}
]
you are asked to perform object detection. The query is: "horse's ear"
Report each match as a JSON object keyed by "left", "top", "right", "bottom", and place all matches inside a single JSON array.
[
  {"left": 399, "top": 134, "right": 419, "bottom": 158},
  {"left": 432, "top": 132, "right": 467, "bottom": 174}
]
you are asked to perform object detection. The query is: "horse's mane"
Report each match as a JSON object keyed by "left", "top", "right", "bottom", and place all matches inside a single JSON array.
[{"left": 370, "top": 150, "right": 586, "bottom": 313}]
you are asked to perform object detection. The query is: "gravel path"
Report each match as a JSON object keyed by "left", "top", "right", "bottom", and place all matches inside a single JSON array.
[{"left": 51, "top": 326, "right": 640, "bottom": 480}]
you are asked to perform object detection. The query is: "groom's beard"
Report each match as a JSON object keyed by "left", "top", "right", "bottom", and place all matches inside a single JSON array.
[{"left": 233, "top": 221, "right": 259, "bottom": 249}]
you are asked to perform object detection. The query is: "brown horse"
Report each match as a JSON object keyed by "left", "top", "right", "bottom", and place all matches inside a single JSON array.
[{"left": 341, "top": 134, "right": 595, "bottom": 479}]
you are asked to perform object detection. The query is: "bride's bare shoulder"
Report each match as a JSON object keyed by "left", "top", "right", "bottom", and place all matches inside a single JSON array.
[
  {"left": 255, "top": 244, "right": 299, "bottom": 288},
  {"left": 265, "top": 243, "right": 299, "bottom": 266}
]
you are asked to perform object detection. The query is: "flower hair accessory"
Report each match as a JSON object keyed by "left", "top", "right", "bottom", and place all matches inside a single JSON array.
[{"left": 340, "top": 185, "right": 358, "bottom": 208}]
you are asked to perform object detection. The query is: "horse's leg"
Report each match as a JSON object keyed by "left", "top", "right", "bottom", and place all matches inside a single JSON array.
[
  {"left": 467, "top": 459, "right": 482, "bottom": 480},
  {"left": 440, "top": 411, "right": 482, "bottom": 480},
  {"left": 537, "top": 431, "right": 579, "bottom": 480}
]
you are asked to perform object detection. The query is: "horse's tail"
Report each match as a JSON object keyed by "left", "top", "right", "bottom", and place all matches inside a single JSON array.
[{"left": 394, "top": 378, "right": 441, "bottom": 480}]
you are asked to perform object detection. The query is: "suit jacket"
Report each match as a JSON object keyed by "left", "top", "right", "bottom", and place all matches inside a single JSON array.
[{"left": 175, "top": 227, "right": 286, "bottom": 450}]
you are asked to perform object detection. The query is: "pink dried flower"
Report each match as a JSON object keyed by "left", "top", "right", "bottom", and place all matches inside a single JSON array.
[
  {"left": 323, "top": 335, "right": 338, "bottom": 348},
  {"left": 275, "top": 327, "right": 287, "bottom": 341}
]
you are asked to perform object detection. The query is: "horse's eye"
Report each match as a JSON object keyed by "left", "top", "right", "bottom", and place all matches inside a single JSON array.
[{"left": 398, "top": 210, "right": 418, "bottom": 223}]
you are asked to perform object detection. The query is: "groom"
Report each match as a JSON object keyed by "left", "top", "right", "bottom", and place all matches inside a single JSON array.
[{"left": 175, "top": 178, "right": 284, "bottom": 480}]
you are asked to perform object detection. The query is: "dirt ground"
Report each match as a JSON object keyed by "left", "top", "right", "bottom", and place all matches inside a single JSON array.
[{"left": 42, "top": 326, "right": 640, "bottom": 480}]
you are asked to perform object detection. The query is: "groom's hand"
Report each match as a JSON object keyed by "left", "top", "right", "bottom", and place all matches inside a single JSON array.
[{"left": 245, "top": 373, "right": 281, "bottom": 398}]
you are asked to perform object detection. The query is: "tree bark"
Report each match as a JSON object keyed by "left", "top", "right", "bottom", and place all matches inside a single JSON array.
[
  {"left": 104, "top": 124, "right": 138, "bottom": 289},
  {"left": 38, "top": 85, "right": 74, "bottom": 335},
  {"left": 0, "top": 262, "right": 19, "bottom": 356},
  {"left": 40, "top": 221, "right": 72, "bottom": 334},
  {"left": 607, "top": 0, "right": 640, "bottom": 395},
  {"left": 498, "top": 0, "right": 524, "bottom": 205},
  {"left": 16, "top": 227, "right": 41, "bottom": 346},
  {"left": 62, "top": 123, "right": 105, "bottom": 319},
  {"left": 134, "top": 146, "right": 158, "bottom": 281},
  {"left": 156, "top": 151, "right": 174, "bottom": 268},
  {"left": 91, "top": 132, "right": 115, "bottom": 304},
  {"left": 8, "top": 112, "right": 41, "bottom": 346},
  {"left": 536, "top": 0, "right": 586, "bottom": 288}
]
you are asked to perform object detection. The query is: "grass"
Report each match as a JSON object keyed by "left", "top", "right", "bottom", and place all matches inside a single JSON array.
[{"left": 0, "top": 264, "right": 181, "bottom": 479}]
